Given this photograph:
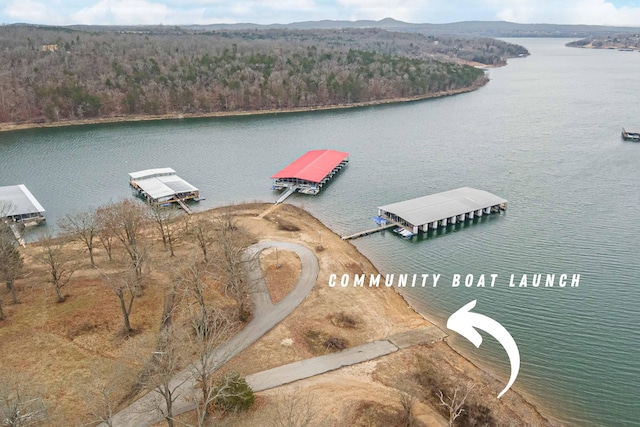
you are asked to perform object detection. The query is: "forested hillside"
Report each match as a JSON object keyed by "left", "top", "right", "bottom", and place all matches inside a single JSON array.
[{"left": 0, "top": 25, "right": 527, "bottom": 124}]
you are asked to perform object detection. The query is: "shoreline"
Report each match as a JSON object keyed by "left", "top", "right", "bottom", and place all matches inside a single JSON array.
[
  {"left": 257, "top": 203, "right": 559, "bottom": 426},
  {"left": 0, "top": 80, "right": 487, "bottom": 133},
  {"left": 343, "top": 227, "right": 562, "bottom": 425}
]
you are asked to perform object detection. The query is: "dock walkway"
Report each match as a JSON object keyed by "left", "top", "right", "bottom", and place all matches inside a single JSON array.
[
  {"left": 9, "top": 223, "right": 26, "bottom": 247},
  {"left": 176, "top": 199, "right": 192, "bottom": 215},
  {"left": 275, "top": 187, "right": 297, "bottom": 204},
  {"left": 341, "top": 222, "right": 397, "bottom": 240}
]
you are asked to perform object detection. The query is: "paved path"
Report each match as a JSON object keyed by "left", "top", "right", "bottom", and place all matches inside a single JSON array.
[
  {"left": 108, "top": 241, "right": 447, "bottom": 426},
  {"left": 246, "top": 325, "right": 447, "bottom": 392},
  {"left": 108, "top": 241, "right": 319, "bottom": 427}
]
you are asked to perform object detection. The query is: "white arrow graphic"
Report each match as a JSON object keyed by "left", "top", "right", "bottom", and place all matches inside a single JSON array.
[{"left": 446, "top": 300, "right": 520, "bottom": 399}]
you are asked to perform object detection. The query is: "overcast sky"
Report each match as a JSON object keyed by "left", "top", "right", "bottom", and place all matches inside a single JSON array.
[{"left": 2, "top": 0, "right": 640, "bottom": 27}]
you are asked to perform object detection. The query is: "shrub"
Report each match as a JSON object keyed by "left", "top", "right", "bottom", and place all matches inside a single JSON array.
[{"left": 214, "top": 372, "right": 255, "bottom": 413}]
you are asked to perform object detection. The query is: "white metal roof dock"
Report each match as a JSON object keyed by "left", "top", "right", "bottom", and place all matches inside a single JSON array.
[
  {"left": 128, "top": 168, "right": 199, "bottom": 206},
  {"left": 378, "top": 187, "right": 507, "bottom": 235},
  {"left": 0, "top": 184, "right": 46, "bottom": 223}
]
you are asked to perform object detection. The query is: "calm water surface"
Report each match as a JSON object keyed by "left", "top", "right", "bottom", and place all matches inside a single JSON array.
[{"left": 1, "top": 39, "right": 639, "bottom": 426}]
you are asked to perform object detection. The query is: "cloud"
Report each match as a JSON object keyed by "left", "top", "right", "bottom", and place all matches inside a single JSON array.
[
  {"left": 72, "top": 0, "right": 171, "bottom": 25},
  {"left": 336, "top": 0, "right": 421, "bottom": 22},
  {"left": 2, "top": 0, "right": 65, "bottom": 24},
  {"left": 488, "top": 0, "right": 640, "bottom": 26}
]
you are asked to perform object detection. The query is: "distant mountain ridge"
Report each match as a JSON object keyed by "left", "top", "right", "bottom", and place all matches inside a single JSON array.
[
  {"left": 177, "top": 18, "right": 640, "bottom": 38},
  {"left": 60, "top": 18, "right": 640, "bottom": 38}
]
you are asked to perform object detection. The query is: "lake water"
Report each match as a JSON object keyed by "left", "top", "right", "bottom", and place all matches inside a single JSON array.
[{"left": 1, "top": 38, "right": 639, "bottom": 426}]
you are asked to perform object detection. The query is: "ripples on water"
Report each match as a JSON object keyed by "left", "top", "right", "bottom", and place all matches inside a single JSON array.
[{"left": 1, "top": 39, "right": 639, "bottom": 426}]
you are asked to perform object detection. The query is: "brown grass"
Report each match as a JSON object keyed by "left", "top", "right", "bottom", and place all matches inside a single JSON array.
[{"left": 259, "top": 248, "right": 301, "bottom": 304}]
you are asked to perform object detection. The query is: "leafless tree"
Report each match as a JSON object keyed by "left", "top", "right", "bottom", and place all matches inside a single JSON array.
[
  {"left": 38, "top": 233, "right": 75, "bottom": 303},
  {"left": 188, "top": 218, "right": 215, "bottom": 263},
  {"left": 99, "top": 268, "right": 138, "bottom": 335},
  {"left": 58, "top": 210, "right": 98, "bottom": 266},
  {"left": 83, "top": 361, "right": 137, "bottom": 427},
  {"left": 188, "top": 308, "right": 238, "bottom": 426},
  {"left": 96, "top": 199, "right": 150, "bottom": 289},
  {"left": 149, "top": 204, "right": 180, "bottom": 257},
  {"left": 0, "top": 222, "right": 22, "bottom": 305},
  {"left": 210, "top": 212, "right": 252, "bottom": 321},
  {"left": 144, "top": 328, "right": 189, "bottom": 427},
  {"left": 0, "top": 372, "right": 47, "bottom": 427},
  {"left": 96, "top": 217, "right": 115, "bottom": 262},
  {"left": 436, "top": 383, "right": 474, "bottom": 427},
  {"left": 268, "top": 388, "right": 319, "bottom": 427}
]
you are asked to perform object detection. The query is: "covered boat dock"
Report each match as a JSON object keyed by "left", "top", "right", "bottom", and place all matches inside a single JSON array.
[
  {"left": 621, "top": 127, "right": 640, "bottom": 141},
  {"left": 378, "top": 187, "right": 507, "bottom": 235},
  {"left": 0, "top": 184, "right": 46, "bottom": 224},
  {"left": 271, "top": 150, "right": 349, "bottom": 203},
  {"left": 129, "top": 168, "right": 199, "bottom": 212}
]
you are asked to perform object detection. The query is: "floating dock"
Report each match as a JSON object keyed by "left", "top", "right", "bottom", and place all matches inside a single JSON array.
[
  {"left": 271, "top": 150, "right": 349, "bottom": 203},
  {"left": 129, "top": 168, "right": 199, "bottom": 213},
  {"left": 621, "top": 127, "right": 640, "bottom": 141},
  {"left": 343, "top": 187, "right": 506, "bottom": 240},
  {"left": 0, "top": 184, "right": 46, "bottom": 224}
]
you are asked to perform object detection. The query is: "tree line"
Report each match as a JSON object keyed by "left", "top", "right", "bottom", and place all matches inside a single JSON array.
[{"left": 0, "top": 26, "right": 528, "bottom": 124}]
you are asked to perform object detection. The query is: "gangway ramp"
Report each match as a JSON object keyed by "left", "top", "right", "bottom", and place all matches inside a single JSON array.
[
  {"left": 341, "top": 222, "right": 397, "bottom": 240},
  {"left": 275, "top": 187, "right": 297, "bottom": 204},
  {"left": 176, "top": 199, "right": 193, "bottom": 215}
]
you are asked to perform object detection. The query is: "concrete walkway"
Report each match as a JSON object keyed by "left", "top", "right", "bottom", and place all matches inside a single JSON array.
[
  {"left": 107, "top": 240, "right": 447, "bottom": 426},
  {"left": 108, "top": 241, "right": 318, "bottom": 427},
  {"left": 247, "top": 325, "right": 446, "bottom": 392}
]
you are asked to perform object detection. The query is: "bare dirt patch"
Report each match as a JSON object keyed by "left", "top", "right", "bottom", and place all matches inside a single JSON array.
[{"left": 259, "top": 248, "right": 301, "bottom": 304}]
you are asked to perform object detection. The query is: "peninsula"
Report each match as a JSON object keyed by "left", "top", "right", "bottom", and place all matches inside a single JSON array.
[{"left": 0, "top": 202, "right": 558, "bottom": 426}]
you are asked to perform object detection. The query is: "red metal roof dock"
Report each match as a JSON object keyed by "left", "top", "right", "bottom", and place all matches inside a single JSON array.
[{"left": 271, "top": 150, "right": 349, "bottom": 183}]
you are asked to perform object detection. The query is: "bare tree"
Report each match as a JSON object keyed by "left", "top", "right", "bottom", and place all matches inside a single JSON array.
[
  {"left": 188, "top": 308, "right": 237, "bottom": 426},
  {"left": 96, "top": 217, "right": 115, "bottom": 262},
  {"left": 436, "top": 383, "right": 474, "bottom": 427},
  {"left": 0, "top": 372, "right": 47, "bottom": 427},
  {"left": 100, "top": 268, "right": 138, "bottom": 335},
  {"left": 211, "top": 212, "right": 252, "bottom": 321},
  {"left": 168, "top": 257, "right": 238, "bottom": 426},
  {"left": 144, "top": 328, "right": 189, "bottom": 427},
  {"left": 0, "top": 222, "right": 23, "bottom": 305},
  {"left": 188, "top": 218, "right": 215, "bottom": 263},
  {"left": 84, "top": 361, "right": 136, "bottom": 427},
  {"left": 96, "top": 199, "right": 150, "bottom": 288},
  {"left": 149, "top": 204, "right": 180, "bottom": 257},
  {"left": 38, "top": 233, "right": 75, "bottom": 303},
  {"left": 58, "top": 210, "right": 98, "bottom": 266},
  {"left": 269, "top": 388, "right": 319, "bottom": 427}
]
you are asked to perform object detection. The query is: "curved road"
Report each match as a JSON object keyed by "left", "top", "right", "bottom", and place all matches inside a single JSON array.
[{"left": 108, "top": 241, "right": 319, "bottom": 427}]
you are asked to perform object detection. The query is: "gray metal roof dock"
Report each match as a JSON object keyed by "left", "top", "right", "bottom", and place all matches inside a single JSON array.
[
  {"left": 0, "top": 184, "right": 46, "bottom": 223},
  {"left": 128, "top": 168, "right": 200, "bottom": 212},
  {"left": 378, "top": 187, "right": 507, "bottom": 235}
]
